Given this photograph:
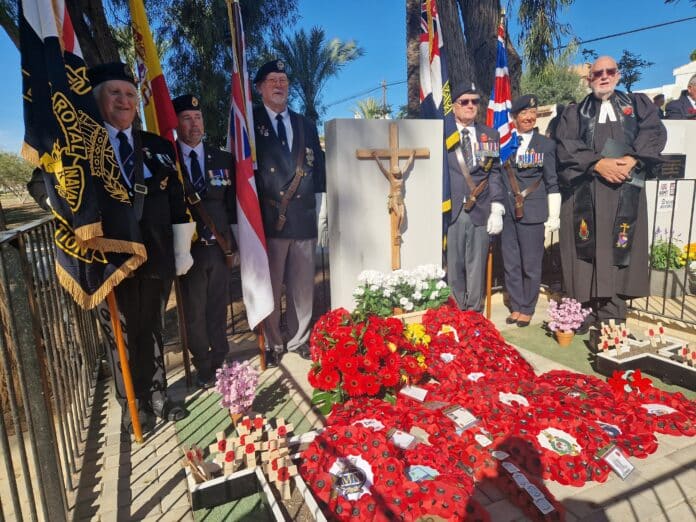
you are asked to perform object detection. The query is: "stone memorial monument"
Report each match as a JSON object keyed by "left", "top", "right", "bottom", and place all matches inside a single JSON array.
[{"left": 324, "top": 119, "right": 444, "bottom": 310}]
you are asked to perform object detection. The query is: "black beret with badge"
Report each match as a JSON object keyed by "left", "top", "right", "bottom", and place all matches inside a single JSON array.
[
  {"left": 451, "top": 79, "right": 480, "bottom": 102},
  {"left": 172, "top": 94, "right": 201, "bottom": 114},
  {"left": 88, "top": 62, "right": 136, "bottom": 88},
  {"left": 253, "top": 59, "right": 287, "bottom": 84},
  {"left": 511, "top": 94, "right": 539, "bottom": 114}
]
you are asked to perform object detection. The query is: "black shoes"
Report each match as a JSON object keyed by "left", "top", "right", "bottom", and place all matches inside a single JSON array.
[
  {"left": 296, "top": 344, "right": 312, "bottom": 360},
  {"left": 264, "top": 350, "right": 280, "bottom": 368},
  {"left": 195, "top": 375, "right": 216, "bottom": 390},
  {"left": 516, "top": 314, "right": 532, "bottom": 327},
  {"left": 149, "top": 398, "right": 188, "bottom": 421},
  {"left": 505, "top": 314, "right": 519, "bottom": 325}
]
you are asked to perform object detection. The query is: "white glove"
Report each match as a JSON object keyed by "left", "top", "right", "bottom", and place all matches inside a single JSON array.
[
  {"left": 487, "top": 202, "right": 505, "bottom": 235},
  {"left": 172, "top": 222, "right": 196, "bottom": 275},
  {"left": 317, "top": 192, "right": 328, "bottom": 248},
  {"left": 544, "top": 193, "right": 561, "bottom": 234}
]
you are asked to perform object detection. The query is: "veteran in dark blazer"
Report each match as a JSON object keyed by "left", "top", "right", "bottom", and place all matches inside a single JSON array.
[
  {"left": 665, "top": 74, "right": 696, "bottom": 120},
  {"left": 501, "top": 94, "right": 560, "bottom": 327},
  {"left": 173, "top": 94, "right": 237, "bottom": 389},
  {"left": 87, "top": 62, "right": 195, "bottom": 430},
  {"left": 253, "top": 59, "right": 326, "bottom": 364},
  {"left": 446, "top": 81, "right": 505, "bottom": 312}
]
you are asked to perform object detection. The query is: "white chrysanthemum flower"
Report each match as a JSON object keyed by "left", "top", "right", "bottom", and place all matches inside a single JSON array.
[
  {"left": 413, "top": 291, "right": 422, "bottom": 300},
  {"left": 436, "top": 281, "right": 447, "bottom": 289},
  {"left": 383, "top": 288, "right": 392, "bottom": 297},
  {"left": 353, "top": 287, "right": 365, "bottom": 296},
  {"left": 399, "top": 297, "right": 409, "bottom": 305},
  {"left": 430, "top": 291, "right": 439, "bottom": 300},
  {"left": 370, "top": 284, "right": 379, "bottom": 292},
  {"left": 404, "top": 301, "right": 414, "bottom": 311}
]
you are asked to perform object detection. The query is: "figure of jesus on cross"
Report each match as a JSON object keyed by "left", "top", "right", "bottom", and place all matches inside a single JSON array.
[{"left": 356, "top": 123, "right": 430, "bottom": 269}]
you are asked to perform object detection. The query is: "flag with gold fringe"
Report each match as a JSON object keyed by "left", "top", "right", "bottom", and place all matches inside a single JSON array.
[{"left": 20, "top": 0, "right": 146, "bottom": 309}]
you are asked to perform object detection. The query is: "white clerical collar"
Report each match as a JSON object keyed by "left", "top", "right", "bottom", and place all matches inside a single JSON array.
[
  {"left": 105, "top": 122, "right": 133, "bottom": 144},
  {"left": 598, "top": 100, "right": 617, "bottom": 124},
  {"left": 178, "top": 140, "right": 204, "bottom": 159}
]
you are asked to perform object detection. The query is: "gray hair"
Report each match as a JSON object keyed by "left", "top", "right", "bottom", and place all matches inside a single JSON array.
[{"left": 689, "top": 74, "right": 696, "bottom": 88}]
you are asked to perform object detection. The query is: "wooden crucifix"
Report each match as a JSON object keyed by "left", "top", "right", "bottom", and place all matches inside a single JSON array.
[{"left": 356, "top": 123, "right": 430, "bottom": 269}]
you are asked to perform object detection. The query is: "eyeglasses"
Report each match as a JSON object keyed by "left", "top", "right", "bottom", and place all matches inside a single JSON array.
[
  {"left": 264, "top": 77, "right": 289, "bottom": 86},
  {"left": 455, "top": 98, "right": 480, "bottom": 107},
  {"left": 590, "top": 68, "right": 618, "bottom": 80}
]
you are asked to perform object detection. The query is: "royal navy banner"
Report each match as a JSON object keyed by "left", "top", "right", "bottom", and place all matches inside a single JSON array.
[{"left": 20, "top": 0, "right": 146, "bottom": 309}]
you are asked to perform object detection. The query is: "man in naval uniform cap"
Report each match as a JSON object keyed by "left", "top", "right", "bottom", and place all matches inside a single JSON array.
[
  {"left": 252, "top": 59, "right": 326, "bottom": 366},
  {"left": 89, "top": 62, "right": 195, "bottom": 431},
  {"left": 172, "top": 93, "right": 237, "bottom": 389},
  {"left": 501, "top": 94, "right": 560, "bottom": 327},
  {"left": 445, "top": 79, "right": 505, "bottom": 313}
]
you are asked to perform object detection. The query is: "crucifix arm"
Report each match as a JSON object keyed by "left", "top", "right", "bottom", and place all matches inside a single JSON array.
[
  {"left": 371, "top": 151, "right": 394, "bottom": 182},
  {"left": 401, "top": 150, "right": 416, "bottom": 175}
]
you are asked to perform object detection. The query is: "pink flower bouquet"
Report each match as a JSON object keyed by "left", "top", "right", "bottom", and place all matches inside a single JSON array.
[
  {"left": 215, "top": 361, "right": 259, "bottom": 415},
  {"left": 547, "top": 297, "right": 591, "bottom": 333}
]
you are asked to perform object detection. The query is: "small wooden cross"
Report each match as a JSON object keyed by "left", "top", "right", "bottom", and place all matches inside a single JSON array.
[{"left": 356, "top": 122, "right": 430, "bottom": 270}]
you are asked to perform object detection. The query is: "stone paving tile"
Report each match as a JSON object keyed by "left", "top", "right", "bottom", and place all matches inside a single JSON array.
[
  {"left": 141, "top": 506, "right": 195, "bottom": 522},
  {"left": 485, "top": 498, "right": 527, "bottom": 521},
  {"left": 646, "top": 493, "right": 696, "bottom": 522}
]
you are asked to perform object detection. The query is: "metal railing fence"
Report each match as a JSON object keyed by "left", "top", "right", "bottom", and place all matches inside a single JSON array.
[{"left": 0, "top": 216, "right": 104, "bottom": 522}]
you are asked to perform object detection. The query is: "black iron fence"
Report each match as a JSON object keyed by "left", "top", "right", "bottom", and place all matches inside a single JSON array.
[
  {"left": 0, "top": 216, "right": 104, "bottom": 522},
  {"left": 629, "top": 178, "right": 696, "bottom": 325}
]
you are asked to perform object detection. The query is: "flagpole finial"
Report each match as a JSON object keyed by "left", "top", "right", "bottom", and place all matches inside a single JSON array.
[{"left": 500, "top": 8, "right": 506, "bottom": 17}]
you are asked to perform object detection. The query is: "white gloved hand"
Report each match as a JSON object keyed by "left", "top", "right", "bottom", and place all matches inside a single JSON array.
[
  {"left": 172, "top": 222, "right": 196, "bottom": 275},
  {"left": 544, "top": 193, "right": 562, "bottom": 234},
  {"left": 317, "top": 192, "right": 328, "bottom": 248},
  {"left": 487, "top": 202, "right": 505, "bottom": 235}
]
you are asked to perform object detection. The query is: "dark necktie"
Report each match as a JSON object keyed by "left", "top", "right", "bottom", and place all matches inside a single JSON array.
[
  {"left": 116, "top": 131, "right": 135, "bottom": 184},
  {"left": 276, "top": 113, "right": 290, "bottom": 155},
  {"left": 461, "top": 128, "right": 474, "bottom": 170},
  {"left": 189, "top": 149, "right": 206, "bottom": 194}
]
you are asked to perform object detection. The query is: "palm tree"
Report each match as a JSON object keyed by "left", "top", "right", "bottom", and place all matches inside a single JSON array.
[
  {"left": 353, "top": 97, "right": 392, "bottom": 119},
  {"left": 273, "top": 26, "right": 364, "bottom": 123}
]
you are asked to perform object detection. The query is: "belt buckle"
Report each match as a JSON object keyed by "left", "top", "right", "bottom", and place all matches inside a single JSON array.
[
  {"left": 187, "top": 193, "right": 201, "bottom": 205},
  {"left": 133, "top": 183, "right": 148, "bottom": 195},
  {"left": 200, "top": 237, "right": 216, "bottom": 246}
]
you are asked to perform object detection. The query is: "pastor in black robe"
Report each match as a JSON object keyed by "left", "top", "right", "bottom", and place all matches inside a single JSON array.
[{"left": 555, "top": 91, "right": 666, "bottom": 320}]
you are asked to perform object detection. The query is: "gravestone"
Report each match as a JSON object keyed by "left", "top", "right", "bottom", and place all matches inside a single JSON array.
[{"left": 324, "top": 119, "right": 444, "bottom": 310}]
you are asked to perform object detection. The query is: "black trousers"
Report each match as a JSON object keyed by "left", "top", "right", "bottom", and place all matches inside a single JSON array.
[
  {"left": 114, "top": 276, "right": 164, "bottom": 401},
  {"left": 180, "top": 243, "right": 231, "bottom": 380}
]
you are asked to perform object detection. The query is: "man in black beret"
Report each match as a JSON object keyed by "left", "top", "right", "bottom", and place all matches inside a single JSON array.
[
  {"left": 501, "top": 94, "right": 559, "bottom": 327},
  {"left": 446, "top": 81, "right": 505, "bottom": 312},
  {"left": 89, "top": 62, "right": 195, "bottom": 430},
  {"left": 252, "top": 59, "right": 326, "bottom": 365},
  {"left": 173, "top": 94, "right": 237, "bottom": 388}
]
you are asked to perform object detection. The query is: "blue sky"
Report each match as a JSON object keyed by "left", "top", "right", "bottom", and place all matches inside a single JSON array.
[{"left": 1, "top": 0, "right": 694, "bottom": 154}]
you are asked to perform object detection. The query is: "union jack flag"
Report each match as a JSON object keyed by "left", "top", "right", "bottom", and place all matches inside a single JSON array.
[
  {"left": 486, "top": 20, "right": 517, "bottom": 163},
  {"left": 419, "top": 0, "right": 458, "bottom": 250},
  {"left": 227, "top": 0, "right": 273, "bottom": 330}
]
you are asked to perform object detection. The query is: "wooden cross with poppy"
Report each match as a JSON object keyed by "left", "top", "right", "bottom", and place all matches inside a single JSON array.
[{"left": 268, "top": 455, "right": 297, "bottom": 499}]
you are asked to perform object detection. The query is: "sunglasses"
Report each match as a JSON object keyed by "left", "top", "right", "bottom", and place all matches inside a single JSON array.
[
  {"left": 590, "top": 68, "right": 618, "bottom": 80},
  {"left": 455, "top": 98, "right": 480, "bottom": 107}
]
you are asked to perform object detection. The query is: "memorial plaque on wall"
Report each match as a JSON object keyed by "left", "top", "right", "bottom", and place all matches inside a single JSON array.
[{"left": 657, "top": 154, "right": 686, "bottom": 180}]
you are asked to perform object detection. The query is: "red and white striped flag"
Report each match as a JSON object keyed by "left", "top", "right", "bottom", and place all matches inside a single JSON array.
[
  {"left": 486, "top": 20, "right": 517, "bottom": 162},
  {"left": 227, "top": 0, "right": 273, "bottom": 330}
]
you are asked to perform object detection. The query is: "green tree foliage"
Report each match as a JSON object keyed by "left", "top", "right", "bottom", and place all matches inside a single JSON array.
[
  {"left": 618, "top": 49, "right": 654, "bottom": 92},
  {"left": 0, "top": 152, "right": 33, "bottom": 199},
  {"left": 690, "top": 49, "right": 696, "bottom": 62},
  {"left": 272, "top": 27, "right": 364, "bottom": 123},
  {"left": 159, "top": 0, "right": 298, "bottom": 147},
  {"left": 517, "top": 0, "right": 575, "bottom": 75},
  {"left": 521, "top": 53, "right": 587, "bottom": 106},
  {"left": 353, "top": 97, "right": 392, "bottom": 119}
]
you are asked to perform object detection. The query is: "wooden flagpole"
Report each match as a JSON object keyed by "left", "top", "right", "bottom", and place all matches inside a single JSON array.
[
  {"left": 485, "top": 241, "right": 493, "bottom": 320},
  {"left": 106, "top": 291, "right": 143, "bottom": 442}
]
